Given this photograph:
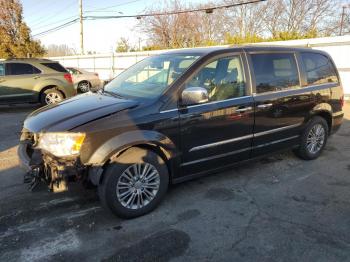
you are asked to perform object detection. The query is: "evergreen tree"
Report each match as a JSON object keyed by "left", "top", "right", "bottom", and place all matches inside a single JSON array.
[{"left": 0, "top": 0, "right": 45, "bottom": 58}]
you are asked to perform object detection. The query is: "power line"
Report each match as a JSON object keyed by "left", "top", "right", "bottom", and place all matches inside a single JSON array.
[
  {"left": 85, "top": 0, "right": 267, "bottom": 19},
  {"left": 33, "top": 0, "right": 266, "bottom": 38},
  {"left": 31, "top": 15, "right": 78, "bottom": 32},
  {"left": 33, "top": 18, "right": 79, "bottom": 37},
  {"left": 28, "top": 0, "right": 77, "bottom": 28},
  {"left": 85, "top": 0, "right": 143, "bottom": 13}
]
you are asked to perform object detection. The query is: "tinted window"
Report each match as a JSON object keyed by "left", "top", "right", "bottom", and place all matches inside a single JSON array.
[
  {"left": 42, "top": 63, "right": 68, "bottom": 72},
  {"left": 0, "top": 63, "right": 4, "bottom": 76},
  {"left": 186, "top": 56, "right": 246, "bottom": 101},
  {"left": 251, "top": 53, "right": 300, "bottom": 93},
  {"left": 5, "top": 63, "right": 40, "bottom": 75},
  {"left": 301, "top": 52, "right": 338, "bottom": 85}
]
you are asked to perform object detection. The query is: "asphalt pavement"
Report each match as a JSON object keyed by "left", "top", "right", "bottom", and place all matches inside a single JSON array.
[{"left": 0, "top": 103, "right": 350, "bottom": 262}]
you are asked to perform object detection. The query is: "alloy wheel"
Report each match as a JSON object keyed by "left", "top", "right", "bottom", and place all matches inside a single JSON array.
[
  {"left": 45, "top": 92, "right": 63, "bottom": 104},
  {"left": 306, "top": 124, "right": 325, "bottom": 154},
  {"left": 116, "top": 163, "right": 160, "bottom": 210},
  {"left": 79, "top": 82, "right": 90, "bottom": 92}
]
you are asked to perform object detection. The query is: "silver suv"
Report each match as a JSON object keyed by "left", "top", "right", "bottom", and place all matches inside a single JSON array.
[{"left": 0, "top": 58, "right": 76, "bottom": 105}]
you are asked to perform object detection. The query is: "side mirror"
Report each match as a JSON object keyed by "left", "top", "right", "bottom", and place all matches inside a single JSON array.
[{"left": 181, "top": 87, "right": 209, "bottom": 106}]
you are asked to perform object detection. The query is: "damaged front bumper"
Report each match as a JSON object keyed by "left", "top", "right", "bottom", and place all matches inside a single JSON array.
[{"left": 18, "top": 141, "right": 87, "bottom": 192}]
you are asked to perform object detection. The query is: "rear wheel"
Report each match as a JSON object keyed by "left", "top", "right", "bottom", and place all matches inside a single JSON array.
[
  {"left": 98, "top": 147, "right": 169, "bottom": 218},
  {"left": 294, "top": 116, "right": 328, "bottom": 160},
  {"left": 40, "top": 89, "right": 64, "bottom": 105},
  {"left": 78, "top": 81, "right": 90, "bottom": 93}
]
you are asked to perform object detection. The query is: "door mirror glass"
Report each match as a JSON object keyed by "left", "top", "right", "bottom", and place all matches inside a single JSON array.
[{"left": 181, "top": 87, "right": 209, "bottom": 106}]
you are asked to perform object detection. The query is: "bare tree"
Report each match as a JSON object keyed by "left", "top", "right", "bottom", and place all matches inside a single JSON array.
[
  {"left": 262, "top": 0, "right": 340, "bottom": 36},
  {"left": 139, "top": 0, "right": 205, "bottom": 49},
  {"left": 116, "top": 37, "right": 131, "bottom": 52},
  {"left": 223, "top": 0, "right": 269, "bottom": 37},
  {"left": 139, "top": 0, "right": 343, "bottom": 49},
  {"left": 46, "top": 44, "right": 76, "bottom": 57}
]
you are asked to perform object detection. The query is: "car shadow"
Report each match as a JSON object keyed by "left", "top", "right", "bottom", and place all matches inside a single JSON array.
[{"left": 0, "top": 104, "right": 41, "bottom": 153}]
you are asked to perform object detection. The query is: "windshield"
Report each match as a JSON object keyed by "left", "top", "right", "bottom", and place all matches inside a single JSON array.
[{"left": 104, "top": 54, "right": 200, "bottom": 99}]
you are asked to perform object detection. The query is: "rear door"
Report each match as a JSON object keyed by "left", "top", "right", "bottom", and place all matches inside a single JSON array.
[
  {"left": 179, "top": 52, "right": 254, "bottom": 176},
  {"left": 0, "top": 63, "right": 41, "bottom": 103},
  {"left": 248, "top": 51, "right": 314, "bottom": 156}
]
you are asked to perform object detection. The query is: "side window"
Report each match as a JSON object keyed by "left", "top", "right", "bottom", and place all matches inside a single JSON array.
[
  {"left": 301, "top": 52, "right": 338, "bottom": 85},
  {"left": 251, "top": 53, "right": 300, "bottom": 93},
  {"left": 186, "top": 55, "right": 246, "bottom": 102},
  {"left": 67, "top": 68, "right": 80, "bottom": 75},
  {"left": 5, "top": 63, "right": 40, "bottom": 75},
  {"left": 41, "top": 63, "right": 68, "bottom": 73},
  {"left": 0, "top": 63, "right": 4, "bottom": 76}
]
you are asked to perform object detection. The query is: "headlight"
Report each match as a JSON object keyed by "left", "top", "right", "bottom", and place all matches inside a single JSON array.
[{"left": 37, "top": 132, "right": 86, "bottom": 157}]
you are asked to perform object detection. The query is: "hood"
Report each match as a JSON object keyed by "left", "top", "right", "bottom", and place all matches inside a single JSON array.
[{"left": 24, "top": 92, "right": 138, "bottom": 132}]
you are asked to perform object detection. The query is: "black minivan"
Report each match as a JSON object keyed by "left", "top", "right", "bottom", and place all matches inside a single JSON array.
[{"left": 19, "top": 46, "right": 344, "bottom": 218}]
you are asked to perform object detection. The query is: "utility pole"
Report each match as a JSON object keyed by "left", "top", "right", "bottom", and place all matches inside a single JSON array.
[
  {"left": 79, "top": 0, "right": 84, "bottom": 54},
  {"left": 340, "top": 6, "right": 346, "bottom": 36},
  {"left": 340, "top": 5, "right": 350, "bottom": 36}
]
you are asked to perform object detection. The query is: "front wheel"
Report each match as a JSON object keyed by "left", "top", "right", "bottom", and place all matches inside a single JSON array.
[
  {"left": 98, "top": 148, "right": 169, "bottom": 218},
  {"left": 294, "top": 116, "right": 328, "bottom": 160}
]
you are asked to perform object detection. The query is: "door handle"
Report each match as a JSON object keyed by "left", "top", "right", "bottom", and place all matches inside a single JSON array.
[
  {"left": 235, "top": 106, "right": 253, "bottom": 113},
  {"left": 0, "top": 79, "right": 5, "bottom": 83},
  {"left": 33, "top": 76, "right": 40, "bottom": 79},
  {"left": 257, "top": 103, "right": 273, "bottom": 109}
]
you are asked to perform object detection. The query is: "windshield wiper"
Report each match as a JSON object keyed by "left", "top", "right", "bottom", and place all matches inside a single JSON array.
[{"left": 102, "top": 90, "right": 124, "bottom": 99}]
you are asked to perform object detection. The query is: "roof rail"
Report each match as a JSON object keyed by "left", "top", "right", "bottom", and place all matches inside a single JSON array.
[{"left": 4, "top": 58, "right": 52, "bottom": 61}]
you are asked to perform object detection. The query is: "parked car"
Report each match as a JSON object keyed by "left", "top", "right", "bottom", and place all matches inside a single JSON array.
[
  {"left": 18, "top": 46, "right": 344, "bottom": 218},
  {"left": 0, "top": 58, "right": 75, "bottom": 105},
  {"left": 66, "top": 67, "right": 101, "bottom": 93}
]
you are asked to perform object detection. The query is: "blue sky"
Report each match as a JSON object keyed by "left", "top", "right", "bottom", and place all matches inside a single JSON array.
[{"left": 21, "top": 0, "right": 205, "bottom": 53}]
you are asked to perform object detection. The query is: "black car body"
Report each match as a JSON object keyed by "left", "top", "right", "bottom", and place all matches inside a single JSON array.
[{"left": 19, "top": 46, "right": 344, "bottom": 218}]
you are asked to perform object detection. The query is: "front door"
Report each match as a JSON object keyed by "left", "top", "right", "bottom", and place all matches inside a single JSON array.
[
  {"left": 248, "top": 52, "right": 312, "bottom": 156},
  {"left": 0, "top": 63, "right": 41, "bottom": 103},
  {"left": 179, "top": 53, "right": 254, "bottom": 176}
]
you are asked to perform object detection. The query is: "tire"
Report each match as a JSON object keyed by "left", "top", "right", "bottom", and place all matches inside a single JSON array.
[
  {"left": 294, "top": 116, "right": 328, "bottom": 160},
  {"left": 78, "top": 81, "right": 90, "bottom": 93},
  {"left": 98, "top": 147, "right": 169, "bottom": 218},
  {"left": 40, "top": 88, "right": 64, "bottom": 106}
]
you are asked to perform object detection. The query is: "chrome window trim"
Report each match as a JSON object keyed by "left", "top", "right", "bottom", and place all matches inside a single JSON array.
[
  {"left": 188, "top": 123, "right": 302, "bottom": 152},
  {"left": 185, "top": 95, "right": 252, "bottom": 109},
  {"left": 252, "top": 82, "right": 335, "bottom": 97},
  {"left": 160, "top": 95, "right": 252, "bottom": 113}
]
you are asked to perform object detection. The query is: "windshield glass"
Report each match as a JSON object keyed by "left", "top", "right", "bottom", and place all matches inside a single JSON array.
[{"left": 104, "top": 54, "right": 200, "bottom": 99}]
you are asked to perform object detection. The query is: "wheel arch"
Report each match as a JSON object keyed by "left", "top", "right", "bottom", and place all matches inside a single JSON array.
[
  {"left": 38, "top": 85, "right": 66, "bottom": 101},
  {"left": 78, "top": 80, "right": 91, "bottom": 86},
  {"left": 308, "top": 103, "right": 332, "bottom": 133},
  {"left": 86, "top": 130, "right": 178, "bottom": 185}
]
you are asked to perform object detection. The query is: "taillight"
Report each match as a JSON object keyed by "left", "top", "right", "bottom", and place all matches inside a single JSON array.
[
  {"left": 340, "top": 95, "right": 344, "bottom": 108},
  {"left": 64, "top": 73, "right": 73, "bottom": 84},
  {"left": 94, "top": 73, "right": 99, "bottom": 77}
]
